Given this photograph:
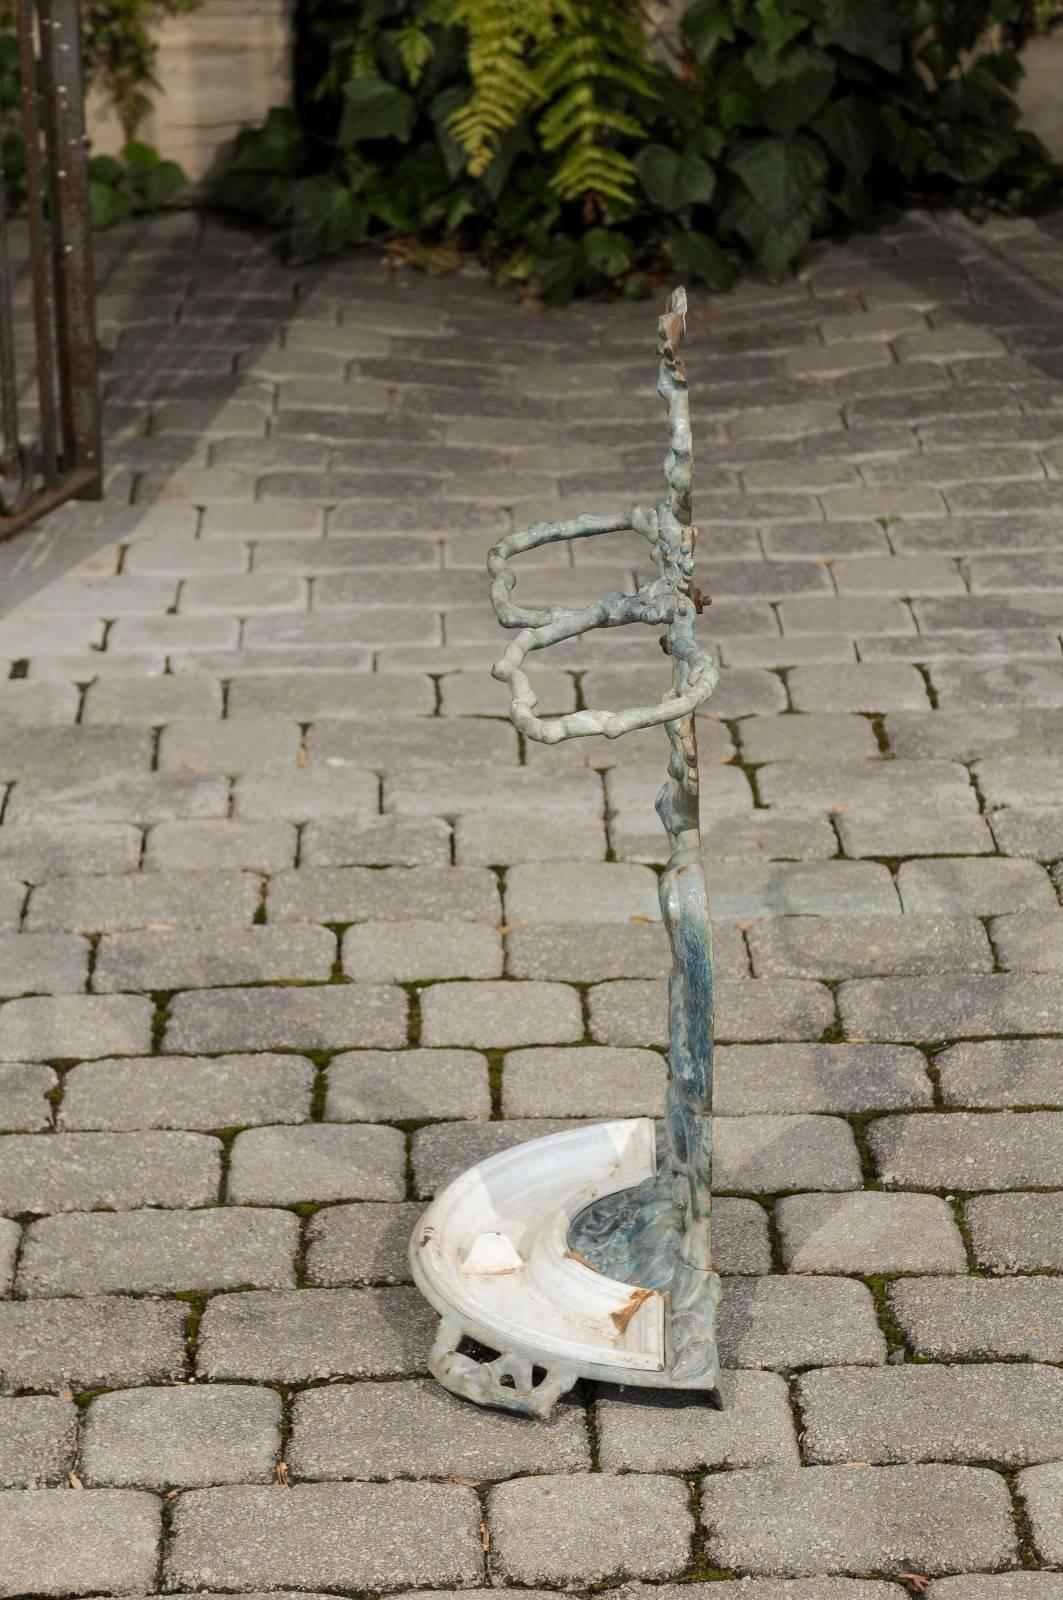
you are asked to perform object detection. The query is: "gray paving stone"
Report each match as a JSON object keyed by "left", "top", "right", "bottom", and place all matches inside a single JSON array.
[
  {"left": 93, "top": 926, "right": 335, "bottom": 991},
  {"left": 342, "top": 920, "right": 502, "bottom": 981},
  {"left": 714, "top": 1113, "right": 862, "bottom": 1193},
  {"left": 304, "top": 1201, "right": 423, "bottom": 1286},
  {"left": 897, "top": 858, "right": 1057, "bottom": 915},
  {"left": 301, "top": 817, "right": 453, "bottom": 871},
  {"left": 758, "top": 759, "right": 975, "bottom": 814},
  {"left": 0, "top": 877, "right": 23, "bottom": 931},
  {"left": 197, "top": 1286, "right": 436, "bottom": 1380},
  {"left": 0, "top": 1487, "right": 161, "bottom": 1597},
  {"left": 453, "top": 809, "right": 605, "bottom": 865},
  {"left": 929, "top": 1578, "right": 1063, "bottom": 1599},
  {"left": 0, "top": 1129, "right": 221, "bottom": 1216},
  {"left": 60, "top": 1052, "right": 314, "bottom": 1131},
  {"left": 165, "top": 983, "right": 407, "bottom": 1053},
  {"left": 0, "top": 991, "right": 155, "bottom": 1062},
  {"left": 698, "top": 812, "right": 840, "bottom": 865},
  {"left": 26, "top": 869, "right": 260, "bottom": 933},
  {"left": 502, "top": 1046, "right": 666, "bottom": 1117},
  {"left": 311, "top": 714, "right": 514, "bottom": 769},
  {"left": 144, "top": 818, "right": 297, "bottom": 873},
  {"left": 0, "top": 681, "right": 78, "bottom": 725},
  {"left": 420, "top": 980, "right": 583, "bottom": 1047},
  {"left": 838, "top": 974, "right": 1063, "bottom": 1041},
  {"left": 0, "top": 821, "right": 142, "bottom": 881},
  {"left": 488, "top": 1473, "right": 692, "bottom": 1584},
  {"left": 777, "top": 1191, "right": 966, "bottom": 1273},
  {"left": 0, "top": 1396, "right": 76, "bottom": 1488},
  {"left": 720, "top": 1274, "right": 885, "bottom": 1368},
  {"left": 832, "top": 555, "right": 965, "bottom": 594},
  {"left": 268, "top": 864, "right": 500, "bottom": 925},
  {"left": 789, "top": 664, "right": 931, "bottom": 712},
  {"left": 649, "top": 1583, "right": 906, "bottom": 1600},
  {"left": 888, "top": 711, "right": 1063, "bottom": 764},
  {"left": 385, "top": 764, "right": 598, "bottom": 817},
  {"left": 747, "top": 916, "right": 992, "bottom": 979},
  {"left": 0, "top": 1295, "right": 187, "bottom": 1393},
  {"left": 931, "top": 660, "right": 1063, "bottom": 711},
  {"left": 0, "top": 1218, "right": 18, "bottom": 1294},
  {"left": 990, "top": 912, "right": 1063, "bottom": 973},
  {"left": 0, "top": 726, "right": 152, "bottom": 785},
  {"left": 798, "top": 1362, "right": 1063, "bottom": 1466},
  {"left": 166, "top": 1480, "right": 483, "bottom": 1591},
  {"left": 81, "top": 674, "right": 223, "bottom": 722},
  {"left": 158, "top": 716, "right": 302, "bottom": 774},
  {"left": 871, "top": 1110, "right": 1063, "bottom": 1189},
  {"left": 326, "top": 1048, "right": 490, "bottom": 1121},
  {"left": 965, "top": 1192, "right": 1063, "bottom": 1273},
  {"left": 700, "top": 1463, "right": 1014, "bottom": 1577},
  {"left": 82, "top": 1384, "right": 280, "bottom": 1489},
  {"left": 975, "top": 755, "right": 1063, "bottom": 810},
  {"left": 17, "top": 1207, "right": 299, "bottom": 1295},
  {"left": 0, "top": 1063, "right": 56, "bottom": 1131},
  {"left": 6, "top": 771, "right": 229, "bottom": 826},
  {"left": 1016, "top": 1463, "right": 1063, "bottom": 1567},
  {"left": 596, "top": 1368, "right": 798, "bottom": 1471},
  {"left": 228, "top": 670, "right": 434, "bottom": 720},
  {"left": 0, "top": 934, "right": 89, "bottom": 1000},
  {"left": 707, "top": 862, "right": 900, "bottom": 920},
  {"left": 411, "top": 1118, "right": 577, "bottom": 1197},
  {"left": 888, "top": 1276, "right": 1063, "bottom": 1360},
  {"left": 504, "top": 861, "right": 661, "bottom": 924},
  {"left": 233, "top": 767, "right": 380, "bottom": 822},
  {"left": 990, "top": 807, "right": 1063, "bottom": 860},
  {"left": 506, "top": 923, "right": 674, "bottom": 982},
  {"left": 837, "top": 806, "right": 996, "bottom": 857},
  {"left": 589, "top": 976, "right": 835, "bottom": 1045},
  {"left": 290, "top": 1377, "right": 589, "bottom": 1480},
  {"left": 711, "top": 1196, "right": 774, "bottom": 1274},
  {"left": 108, "top": 614, "right": 240, "bottom": 653},
  {"left": 738, "top": 712, "right": 881, "bottom": 764},
  {"left": 229, "top": 1123, "right": 406, "bottom": 1204},
  {"left": 778, "top": 595, "right": 918, "bottom": 634}
]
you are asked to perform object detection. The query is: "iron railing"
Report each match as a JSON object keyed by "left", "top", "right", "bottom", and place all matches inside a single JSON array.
[{"left": 0, "top": 0, "right": 101, "bottom": 538}]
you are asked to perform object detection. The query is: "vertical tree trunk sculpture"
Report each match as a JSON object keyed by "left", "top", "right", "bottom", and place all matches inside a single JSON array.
[{"left": 488, "top": 287, "right": 721, "bottom": 1389}]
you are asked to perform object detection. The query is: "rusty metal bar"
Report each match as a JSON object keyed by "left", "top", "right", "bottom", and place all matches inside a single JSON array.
[
  {"left": 37, "top": 0, "right": 101, "bottom": 490},
  {"left": 0, "top": 0, "right": 101, "bottom": 537}
]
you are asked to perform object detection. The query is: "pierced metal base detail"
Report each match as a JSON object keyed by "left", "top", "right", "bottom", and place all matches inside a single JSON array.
[{"left": 411, "top": 1119, "right": 721, "bottom": 1419}]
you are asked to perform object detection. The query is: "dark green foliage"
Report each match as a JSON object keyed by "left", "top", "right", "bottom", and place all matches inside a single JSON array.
[
  {"left": 89, "top": 139, "right": 185, "bottom": 229},
  {"left": 215, "top": 0, "right": 1059, "bottom": 299}
]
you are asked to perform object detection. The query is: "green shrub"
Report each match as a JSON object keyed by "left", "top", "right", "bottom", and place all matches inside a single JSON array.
[
  {"left": 216, "top": 0, "right": 1059, "bottom": 299},
  {"left": 1, "top": 1, "right": 199, "bottom": 225}
]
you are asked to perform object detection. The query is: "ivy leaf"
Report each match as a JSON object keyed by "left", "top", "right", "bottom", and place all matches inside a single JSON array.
[
  {"left": 725, "top": 134, "right": 828, "bottom": 275},
  {"left": 338, "top": 76, "right": 416, "bottom": 146},
  {"left": 681, "top": 0, "right": 735, "bottom": 63},
  {"left": 121, "top": 140, "right": 160, "bottom": 169},
  {"left": 88, "top": 154, "right": 124, "bottom": 186},
  {"left": 214, "top": 171, "right": 295, "bottom": 225},
  {"left": 89, "top": 180, "right": 133, "bottom": 231},
  {"left": 668, "top": 229, "right": 734, "bottom": 290},
  {"left": 226, "top": 107, "right": 307, "bottom": 177},
  {"left": 131, "top": 158, "right": 185, "bottom": 211},
  {"left": 431, "top": 87, "right": 469, "bottom": 179},
  {"left": 758, "top": 45, "right": 836, "bottom": 134},
  {"left": 812, "top": 0, "right": 900, "bottom": 72},
  {"left": 288, "top": 175, "right": 369, "bottom": 260},
  {"left": 635, "top": 144, "right": 716, "bottom": 211},
  {"left": 750, "top": 0, "right": 808, "bottom": 63},
  {"left": 582, "top": 227, "right": 633, "bottom": 278},
  {"left": 812, "top": 96, "right": 879, "bottom": 179}
]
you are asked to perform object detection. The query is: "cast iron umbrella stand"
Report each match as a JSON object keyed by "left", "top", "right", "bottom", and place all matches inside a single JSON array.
[{"left": 410, "top": 288, "right": 722, "bottom": 1418}]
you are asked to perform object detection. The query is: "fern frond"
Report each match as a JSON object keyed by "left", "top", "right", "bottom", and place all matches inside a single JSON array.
[
  {"left": 398, "top": 22, "right": 434, "bottom": 86},
  {"left": 350, "top": 30, "right": 377, "bottom": 79}
]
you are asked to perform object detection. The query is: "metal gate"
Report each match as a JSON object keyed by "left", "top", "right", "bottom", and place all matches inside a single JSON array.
[{"left": 0, "top": 0, "right": 101, "bottom": 539}]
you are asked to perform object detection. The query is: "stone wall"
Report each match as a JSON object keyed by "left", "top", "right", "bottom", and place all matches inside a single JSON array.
[{"left": 86, "top": 0, "right": 295, "bottom": 186}]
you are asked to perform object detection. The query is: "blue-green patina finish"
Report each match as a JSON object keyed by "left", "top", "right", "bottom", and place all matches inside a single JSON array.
[{"left": 417, "top": 287, "right": 721, "bottom": 1414}]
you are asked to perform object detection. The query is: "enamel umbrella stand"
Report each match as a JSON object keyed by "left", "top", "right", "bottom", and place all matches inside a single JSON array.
[{"left": 410, "top": 289, "right": 722, "bottom": 1418}]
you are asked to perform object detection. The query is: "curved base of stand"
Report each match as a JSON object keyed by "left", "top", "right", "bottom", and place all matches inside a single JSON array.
[{"left": 410, "top": 1119, "right": 721, "bottom": 1417}]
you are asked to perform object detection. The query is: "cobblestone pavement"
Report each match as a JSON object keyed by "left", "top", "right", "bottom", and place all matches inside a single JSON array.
[{"left": 2, "top": 205, "right": 1063, "bottom": 1597}]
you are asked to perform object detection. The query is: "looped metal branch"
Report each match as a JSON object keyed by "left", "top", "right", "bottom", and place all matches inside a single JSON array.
[{"left": 487, "top": 287, "right": 719, "bottom": 745}]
